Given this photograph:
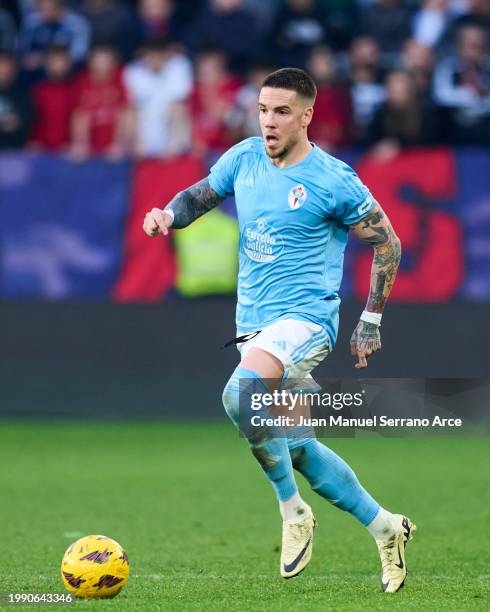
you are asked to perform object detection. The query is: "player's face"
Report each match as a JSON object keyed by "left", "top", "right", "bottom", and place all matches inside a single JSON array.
[{"left": 258, "top": 87, "right": 313, "bottom": 161}]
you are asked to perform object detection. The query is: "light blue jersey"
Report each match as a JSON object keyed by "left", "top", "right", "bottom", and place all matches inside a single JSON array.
[{"left": 208, "top": 137, "right": 374, "bottom": 347}]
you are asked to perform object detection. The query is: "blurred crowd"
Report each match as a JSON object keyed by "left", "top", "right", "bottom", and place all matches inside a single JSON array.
[{"left": 0, "top": 0, "right": 489, "bottom": 161}]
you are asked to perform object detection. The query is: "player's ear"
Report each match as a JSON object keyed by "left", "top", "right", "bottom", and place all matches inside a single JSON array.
[{"left": 302, "top": 105, "right": 314, "bottom": 129}]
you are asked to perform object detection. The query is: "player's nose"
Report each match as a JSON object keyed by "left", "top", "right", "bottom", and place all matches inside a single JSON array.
[{"left": 263, "top": 112, "right": 277, "bottom": 128}]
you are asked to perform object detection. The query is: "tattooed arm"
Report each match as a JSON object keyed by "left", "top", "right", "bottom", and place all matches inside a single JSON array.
[
  {"left": 142, "top": 178, "right": 225, "bottom": 237},
  {"left": 348, "top": 204, "right": 402, "bottom": 369}
]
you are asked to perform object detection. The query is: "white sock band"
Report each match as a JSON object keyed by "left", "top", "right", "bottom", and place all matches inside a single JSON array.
[
  {"left": 280, "top": 492, "right": 309, "bottom": 521},
  {"left": 366, "top": 506, "right": 396, "bottom": 540}
]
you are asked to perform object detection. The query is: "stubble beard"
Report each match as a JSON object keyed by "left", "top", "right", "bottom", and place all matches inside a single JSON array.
[{"left": 265, "top": 135, "right": 298, "bottom": 163}]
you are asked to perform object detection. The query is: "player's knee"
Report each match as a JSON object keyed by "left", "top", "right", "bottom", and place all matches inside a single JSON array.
[
  {"left": 222, "top": 376, "right": 240, "bottom": 426},
  {"left": 222, "top": 366, "right": 271, "bottom": 434}
]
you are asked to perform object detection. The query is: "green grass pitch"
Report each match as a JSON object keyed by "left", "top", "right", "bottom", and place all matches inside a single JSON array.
[{"left": 0, "top": 422, "right": 488, "bottom": 611}]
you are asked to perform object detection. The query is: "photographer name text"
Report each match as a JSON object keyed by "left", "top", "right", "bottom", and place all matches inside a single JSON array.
[{"left": 250, "top": 415, "right": 463, "bottom": 428}]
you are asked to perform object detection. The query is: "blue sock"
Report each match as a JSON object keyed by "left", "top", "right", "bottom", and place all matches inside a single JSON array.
[
  {"left": 290, "top": 439, "right": 379, "bottom": 525},
  {"left": 222, "top": 366, "right": 298, "bottom": 502}
]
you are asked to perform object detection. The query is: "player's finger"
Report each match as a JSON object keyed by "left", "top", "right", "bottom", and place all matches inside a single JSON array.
[
  {"left": 143, "top": 214, "right": 153, "bottom": 236},
  {"left": 144, "top": 210, "right": 162, "bottom": 236},
  {"left": 152, "top": 208, "right": 169, "bottom": 236},
  {"left": 350, "top": 342, "right": 357, "bottom": 356},
  {"left": 142, "top": 214, "right": 158, "bottom": 236},
  {"left": 355, "top": 351, "right": 368, "bottom": 369}
]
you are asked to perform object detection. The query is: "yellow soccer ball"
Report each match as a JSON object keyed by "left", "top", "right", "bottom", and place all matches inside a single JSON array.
[{"left": 61, "top": 535, "right": 129, "bottom": 599}]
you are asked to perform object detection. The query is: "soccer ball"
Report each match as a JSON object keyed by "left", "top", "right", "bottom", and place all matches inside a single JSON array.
[{"left": 61, "top": 535, "right": 129, "bottom": 599}]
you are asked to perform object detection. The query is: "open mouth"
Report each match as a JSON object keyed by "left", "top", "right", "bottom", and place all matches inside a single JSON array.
[{"left": 265, "top": 134, "right": 279, "bottom": 146}]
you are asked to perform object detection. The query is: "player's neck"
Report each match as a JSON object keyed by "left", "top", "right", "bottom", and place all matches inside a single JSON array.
[{"left": 271, "top": 139, "right": 313, "bottom": 169}]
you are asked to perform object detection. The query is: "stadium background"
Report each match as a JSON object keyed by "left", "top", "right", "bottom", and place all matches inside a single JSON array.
[{"left": 1, "top": 0, "right": 489, "bottom": 417}]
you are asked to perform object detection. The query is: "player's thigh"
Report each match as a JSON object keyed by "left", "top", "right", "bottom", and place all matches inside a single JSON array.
[{"left": 239, "top": 347, "right": 284, "bottom": 389}]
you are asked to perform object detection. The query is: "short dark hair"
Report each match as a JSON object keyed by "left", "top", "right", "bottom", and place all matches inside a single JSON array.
[{"left": 261, "top": 68, "right": 317, "bottom": 103}]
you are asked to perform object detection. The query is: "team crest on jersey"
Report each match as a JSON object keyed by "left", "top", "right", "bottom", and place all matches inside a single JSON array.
[{"left": 288, "top": 184, "right": 307, "bottom": 210}]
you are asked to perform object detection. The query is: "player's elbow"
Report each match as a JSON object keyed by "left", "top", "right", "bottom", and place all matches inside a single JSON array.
[
  {"left": 373, "top": 232, "right": 401, "bottom": 264},
  {"left": 390, "top": 234, "right": 402, "bottom": 263}
]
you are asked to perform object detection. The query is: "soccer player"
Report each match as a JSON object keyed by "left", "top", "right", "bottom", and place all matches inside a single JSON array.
[{"left": 143, "top": 68, "right": 415, "bottom": 593}]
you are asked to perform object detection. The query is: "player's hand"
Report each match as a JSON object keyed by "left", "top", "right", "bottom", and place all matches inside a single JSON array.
[
  {"left": 143, "top": 208, "right": 173, "bottom": 237},
  {"left": 350, "top": 320, "right": 381, "bottom": 369}
]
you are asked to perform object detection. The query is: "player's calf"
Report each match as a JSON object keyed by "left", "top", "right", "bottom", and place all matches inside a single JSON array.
[{"left": 290, "top": 439, "right": 379, "bottom": 524}]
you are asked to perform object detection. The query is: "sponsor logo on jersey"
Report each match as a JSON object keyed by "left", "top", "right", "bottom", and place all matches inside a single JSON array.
[
  {"left": 242, "top": 219, "right": 284, "bottom": 263},
  {"left": 288, "top": 184, "right": 307, "bottom": 210}
]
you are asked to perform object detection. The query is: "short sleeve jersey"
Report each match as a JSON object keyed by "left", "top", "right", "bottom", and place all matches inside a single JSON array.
[{"left": 208, "top": 137, "right": 374, "bottom": 347}]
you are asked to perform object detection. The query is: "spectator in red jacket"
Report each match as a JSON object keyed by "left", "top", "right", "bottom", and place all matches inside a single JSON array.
[
  {"left": 70, "top": 44, "right": 131, "bottom": 160},
  {"left": 190, "top": 48, "right": 241, "bottom": 154},
  {"left": 307, "top": 45, "right": 352, "bottom": 150},
  {"left": 31, "top": 44, "right": 75, "bottom": 151}
]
